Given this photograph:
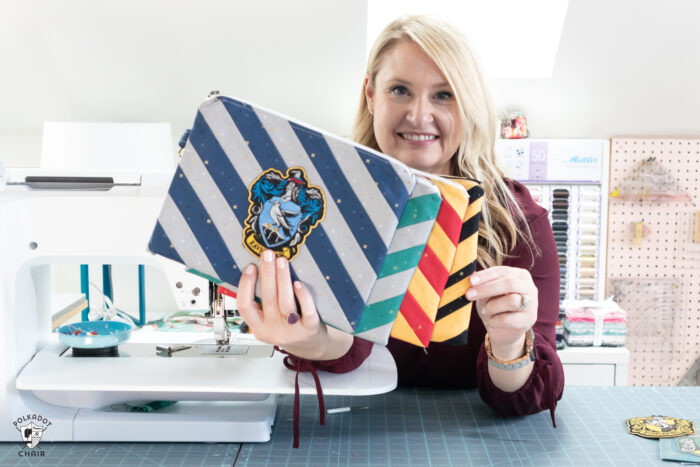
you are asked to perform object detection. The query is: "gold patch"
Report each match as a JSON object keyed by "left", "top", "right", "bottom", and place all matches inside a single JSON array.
[{"left": 626, "top": 415, "right": 696, "bottom": 439}]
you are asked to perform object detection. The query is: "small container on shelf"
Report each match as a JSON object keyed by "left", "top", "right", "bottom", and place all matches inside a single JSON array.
[{"left": 500, "top": 112, "right": 529, "bottom": 139}]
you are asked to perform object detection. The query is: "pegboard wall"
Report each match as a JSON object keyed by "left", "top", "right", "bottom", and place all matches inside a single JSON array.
[{"left": 606, "top": 137, "right": 700, "bottom": 386}]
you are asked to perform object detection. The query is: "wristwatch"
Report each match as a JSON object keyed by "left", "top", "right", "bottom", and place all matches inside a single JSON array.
[{"left": 485, "top": 329, "right": 536, "bottom": 370}]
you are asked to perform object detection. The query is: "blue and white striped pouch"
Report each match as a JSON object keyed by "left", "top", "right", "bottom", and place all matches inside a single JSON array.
[{"left": 148, "top": 94, "right": 418, "bottom": 343}]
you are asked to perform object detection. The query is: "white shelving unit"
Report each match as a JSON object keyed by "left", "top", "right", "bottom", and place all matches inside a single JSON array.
[
  {"left": 496, "top": 139, "right": 628, "bottom": 387},
  {"left": 558, "top": 346, "right": 629, "bottom": 386}
]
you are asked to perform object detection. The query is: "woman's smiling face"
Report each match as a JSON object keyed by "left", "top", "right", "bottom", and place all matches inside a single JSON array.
[{"left": 366, "top": 39, "right": 463, "bottom": 175}]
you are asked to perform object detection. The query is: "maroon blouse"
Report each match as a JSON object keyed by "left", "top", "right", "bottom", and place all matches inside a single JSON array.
[{"left": 303, "top": 179, "right": 564, "bottom": 424}]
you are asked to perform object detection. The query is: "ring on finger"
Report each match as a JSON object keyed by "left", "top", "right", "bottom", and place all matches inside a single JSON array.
[
  {"left": 286, "top": 312, "right": 299, "bottom": 324},
  {"left": 518, "top": 294, "right": 530, "bottom": 311}
]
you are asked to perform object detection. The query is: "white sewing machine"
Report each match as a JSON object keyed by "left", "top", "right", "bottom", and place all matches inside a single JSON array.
[{"left": 0, "top": 165, "right": 397, "bottom": 443}]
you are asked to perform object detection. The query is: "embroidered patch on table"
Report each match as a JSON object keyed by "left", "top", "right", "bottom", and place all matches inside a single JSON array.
[
  {"left": 677, "top": 435, "right": 700, "bottom": 456},
  {"left": 626, "top": 415, "right": 696, "bottom": 438}
]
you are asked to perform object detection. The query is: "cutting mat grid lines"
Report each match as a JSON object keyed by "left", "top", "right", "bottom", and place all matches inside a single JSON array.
[
  {"left": 2, "top": 388, "right": 699, "bottom": 466},
  {"left": 606, "top": 137, "right": 700, "bottom": 386},
  {"left": 234, "top": 387, "right": 698, "bottom": 466},
  {"left": 0, "top": 441, "right": 239, "bottom": 466}
]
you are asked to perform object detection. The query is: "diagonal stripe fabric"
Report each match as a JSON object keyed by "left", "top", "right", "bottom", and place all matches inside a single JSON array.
[
  {"left": 257, "top": 112, "right": 380, "bottom": 296},
  {"left": 432, "top": 180, "right": 485, "bottom": 344},
  {"left": 148, "top": 95, "right": 416, "bottom": 343},
  {"left": 354, "top": 177, "right": 441, "bottom": 343},
  {"left": 151, "top": 221, "right": 183, "bottom": 264},
  {"left": 390, "top": 177, "right": 469, "bottom": 347},
  {"left": 200, "top": 100, "right": 356, "bottom": 332},
  {"left": 156, "top": 194, "right": 217, "bottom": 278}
]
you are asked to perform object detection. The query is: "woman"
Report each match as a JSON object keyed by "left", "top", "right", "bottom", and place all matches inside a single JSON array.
[{"left": 237, "top": 15, "right": 564, "bottom": 425}]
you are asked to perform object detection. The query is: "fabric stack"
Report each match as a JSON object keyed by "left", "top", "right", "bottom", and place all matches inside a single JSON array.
[
  {"left": 148, "top": 94, "right": 485, "bottom": 348},
  {"left": 556, "top": 309, "right": 566, "bottom": 349},
  {"left": 563, "top": 306, "right": 595, "bottom": 346},
  {"left": 562, "top": 298, "right": 626, "bottom": 347},
  {"left": 599, "top": 305, "right": 627, "bottom": 346}
]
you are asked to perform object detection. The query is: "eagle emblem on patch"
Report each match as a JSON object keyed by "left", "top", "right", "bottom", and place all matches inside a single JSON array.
[
  {"left": 243, "top": 167, "right": 325, "bottom": 260},
  {"left": 626, "top": 415, "right": 696, "bottom": 439}
]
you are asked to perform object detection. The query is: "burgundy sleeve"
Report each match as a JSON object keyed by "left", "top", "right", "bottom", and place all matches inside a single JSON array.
[
  {"left": 304, "top": 336, "right": 374, "bottom": 374},
  {"left": 476, "top": 211, "right": 565, "bottom": 424}
]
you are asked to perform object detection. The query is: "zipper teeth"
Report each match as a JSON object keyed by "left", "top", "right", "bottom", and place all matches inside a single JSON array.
[
  {"left": 433, "top": 173, "right": 467, "bottom": 180},
  {"left": 429, "top": 173, "right": 483, "bottom": 184}
]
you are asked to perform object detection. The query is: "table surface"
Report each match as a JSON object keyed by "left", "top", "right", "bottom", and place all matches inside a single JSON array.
[{"left": 2, "top": 386, "right": 698, "bottom": 466}]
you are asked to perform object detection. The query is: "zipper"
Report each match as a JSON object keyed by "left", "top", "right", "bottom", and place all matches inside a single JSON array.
[{"left": 432, "top": 173, "right": 482, "bottom": 184}]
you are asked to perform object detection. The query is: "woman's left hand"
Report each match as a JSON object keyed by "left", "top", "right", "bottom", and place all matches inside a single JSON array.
[{"left": 466, "top": 266, "right": 538, "bottom": 360}]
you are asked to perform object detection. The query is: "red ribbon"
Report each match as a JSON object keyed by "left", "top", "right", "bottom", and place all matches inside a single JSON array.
[{"left": 275, "top": 347, "right": 326, "bottom": 448}]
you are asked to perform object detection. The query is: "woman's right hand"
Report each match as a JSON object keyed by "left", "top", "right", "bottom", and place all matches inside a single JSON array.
[{"left": 236, "top": 249, "right": 334, "bottom": 360}]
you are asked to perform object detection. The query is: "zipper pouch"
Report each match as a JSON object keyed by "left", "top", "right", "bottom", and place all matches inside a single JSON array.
[
  {"left": 148, "top": 94, "right": 419, "bottom": 343},
  {"left": 390, "top": 176, "right": 469, "bottom": 347}
]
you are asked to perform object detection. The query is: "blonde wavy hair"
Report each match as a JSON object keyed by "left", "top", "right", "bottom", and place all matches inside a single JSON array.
[{"left": 353, "top": 15, "right": 536, "bottom": 267}]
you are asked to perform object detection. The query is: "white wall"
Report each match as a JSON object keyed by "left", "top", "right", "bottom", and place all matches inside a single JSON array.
[
  {"left": 0, "top": 0, "right": 368, "bottom": 167},
  {"left": 491, "top": 0, "right": 700, "bottom": 137},
  {"left": 3, "top": 0, "right": 700, "bottom": 168}
]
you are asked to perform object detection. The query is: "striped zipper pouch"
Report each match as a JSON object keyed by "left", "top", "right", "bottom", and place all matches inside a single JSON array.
[
  {"left": 147, "top": 94, "right": 416, "bottom": 343},
  {"left": 390, "top": 176, "right": 469, "bottom": 347},
  {"left": 431, "top": 179, "right": 484, "bottom": 345},
  {"left": 351, "top": 176, "right": 442, "bottom": 344}
]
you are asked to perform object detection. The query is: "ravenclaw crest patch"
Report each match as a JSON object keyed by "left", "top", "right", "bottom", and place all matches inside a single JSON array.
[{"left": 243, "top": 167, "right": 325, "bottom": 260}]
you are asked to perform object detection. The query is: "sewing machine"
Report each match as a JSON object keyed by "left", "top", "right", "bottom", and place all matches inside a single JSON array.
[{"left": 0, "top": 166, "right": 397, "bottom": 443}]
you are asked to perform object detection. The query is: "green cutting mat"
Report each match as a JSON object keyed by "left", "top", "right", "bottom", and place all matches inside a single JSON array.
[
  {"left": 239, "top": 386, "right": 700, "bottom": 466},
  {"left": 0, "top": 442, "right": 238, "bottom": 466},
  {"left": 2, "top": 387, "right": 699, "bottom": 466}
]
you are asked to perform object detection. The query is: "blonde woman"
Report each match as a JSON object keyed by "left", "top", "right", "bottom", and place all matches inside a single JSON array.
[{"left": 237, "top": 15, "right": 563, "bottom": 430}]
